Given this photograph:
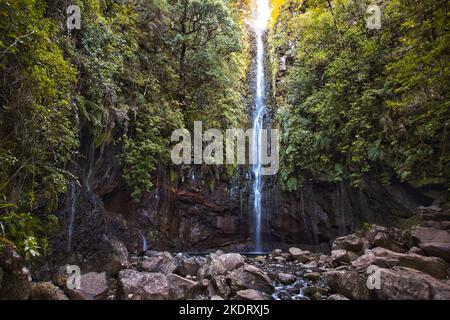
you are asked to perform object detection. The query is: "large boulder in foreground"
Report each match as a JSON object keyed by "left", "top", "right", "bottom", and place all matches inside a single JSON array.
[
  {"left": 67, "top": 272, "right": 109, "bottom": 300},
  {"left": 376, "top": 267, "right": 450, "bottom": 300},
  {"left": 323, "top": 270, "right": 369, "bottom": 300},
  {"left": 0, "top": 239, "right": 31, "bottom": 300},
  {"left": 351, "top": 247, "right": 448, "bottom": 279},
  {"left": 167, "top": 274, "right": 200, "bottom": 300},
  {"left": 117, "top": 270, "right": 169, "bottom": 300},
  {"left": 197, "top": 253, "right": 245, "bottom": 281},
  {"left": 236, "top": 289, "right": 271, "bottom": 300},
  {"left": 226, "top": 265, "right": 274, "bottom": 294}
]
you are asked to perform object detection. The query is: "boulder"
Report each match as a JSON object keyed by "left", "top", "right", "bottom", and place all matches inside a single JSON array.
[
  {"left": 412, "top": 227, "right": 450, "bottom": 262},
  {"left": 272, "top": 249, "right": 282, "bottom": 257},
  {"left": 332, "top": 234, "right": 363, "bottom": 252},
  {"left": 331, "top": 249, "right": 351, "bottom": 266},
  {"left": 408, "top": 246, "right": 425, "bottom": 255},
  {"left": 141, "top": 252, "right": 177, "bottom": 275},
  {"left": 366, "top": 225, "right": 406, "bottom": 253},
  {"left": 376, "top": 267, "right": 450, "bottom": 300},
  {"left": 327, "top": 293, "right": 349, "bottom": 300},
  {"left": 0, "top": 239, "right": 31, "bottom": 299},
  {"left": 288, "top": 247, "right": 310, "bottom": 263},
  {"left": 29, "top": 282, "right": 68, "bottom": 300},
  {"left": 235, "top": 289, "right": 271, "bottom": 300},
  {"left": 277, "top": 273, "right": 296, "bottom": 285},
  {"left": 416, "top": 205, "right": 450, "bottom": 222},
  {"left": 352, "top": 247, "right": 448, "bottom": 279},
  {"left": 197, "top": 253, "right": 245, "bottom": 281},
  {"left": 176, "top": 256, "right": 205, "bottom": 277},
  {"left": 117, "top": 270, "right": 169, "bottom": 300},
  {"left": 227, "top": 265, "right": 274, "bottom": 294},
  {"left": 217, "top": 253, "right": 246, "bottom": 271},
  {"left": 304, "top": 272, "right": 321, "bottom": 281},
  {"left": 303, "top": 286, "right": 329, "bottom": 297},
  {"left": 210, "top": 275, "right": 232, "bottom": 298},
  {"left": 167, "top": 274, "right": 199, "bottom": 300},
  {"left": 419, "top": 242, "right": 450, "bottom": 263},
  {"left": 323, "top": 270, "right": 369, "bottom": 300},
  {"left": 255, "top": 256, "right": 266, "bottom": 264},
  {"left": 412, "top": 227, "right": 450, "bottom": 243},
  {"left": 67, "top": 272, "right": 109, "bottom": 300}
]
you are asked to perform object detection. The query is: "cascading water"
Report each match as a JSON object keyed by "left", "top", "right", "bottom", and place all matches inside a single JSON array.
[
  {"left": 140, "top": 233, "right": 148, "bottom": 253},
  {"left": 251, "top": 0, "right": 270, "bottom": 252}
]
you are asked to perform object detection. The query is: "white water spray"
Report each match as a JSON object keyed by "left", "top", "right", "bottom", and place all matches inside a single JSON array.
[{"left": 251, "top": 0, "right": 270, "bottom": 252}]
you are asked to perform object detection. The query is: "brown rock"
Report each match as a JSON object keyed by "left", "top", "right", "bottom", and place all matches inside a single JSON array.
[
  {"left": 327, "top": 293, "right": 349, "bottom": 300},
  {"left": 272, "top": 249, "right": 282, "bottom": 257},
  {"left": 197, "top": 253, "right": 245, "bottom": 281},
  {"left": 332, "top": 234, "right": 363, "bottom": 252},
  {"left": 331, "top": 249, "right": 351, "bottom": 266},
  {"left": 0, "top": 240, "right": 31, "bottom": 300},
  {"left": 167, "top": 274, "right": 199, "bottom": 300},
  {"left": 352, "top": 247, "right": 448, "bottom": 279},
  {"left": 367, "top": 225, "right": 406, "bottom": 253},
  {"left": 255, "top": 256, "right": 266, "bottom": 264},
  {"left": 211, "top": 275, "right": 232, "bottom": 298},
  {"left": 412, "top": 227, "right": 450, "bottom": 262},
  {"left": 304, "top": 272, "right": 321, "bottom": 281},
  {"left": 277, "top": 273, "right": 296, "bottom": 285},
  {"left": 323, "top": 270, "right": 369, "bottom": 300},
  {"left": 227, "top": 265, "right": 274, "bottom": 294},
  {"left": 176, "top": 256, "right": 206, "bottom": 277},
  {"left": 288, "top": 247, "right": 310, "bottom": 263},
  {"left": 376, "top": 267, "right": 450, "bottom": 300},
  {"left": 235, "top": 289, "right": 271, "bottom": 300},
  {"left": 68, "top": 272, "right": 109, "bottom": 300},
  {"left": 141, "top": 252, "right": 177, "bottom": 275},
  {"left": 408, "top": 246, "right": 425, "bottom": 255},
  {"left": 117, "top": 270, "right": 169, "bottom": 300},
  {"left": 412, "top": 227, "right": 450, "bottom": 243},
  {"left": 419, "top": 242, "right": 450, "bottom": 263},
  {"left": 108, "top": 238, "right": 129, "bottom": 274},
  {"left": 303, "top": 286, "right": 329, "bottom": 297},
  {"left": 30, "top": 282, "right": 68, "bottom": 300}
]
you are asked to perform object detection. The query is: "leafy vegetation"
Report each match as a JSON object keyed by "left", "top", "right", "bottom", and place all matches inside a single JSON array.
[
  {"left": 271, "top": 0, "right": 450, "bottom": 191},
  {"left": 0, "top": 0, "right": 448, "bottom": 255},
  {"left": 0, "top": 0, "right": 251, "bottom": 252}
]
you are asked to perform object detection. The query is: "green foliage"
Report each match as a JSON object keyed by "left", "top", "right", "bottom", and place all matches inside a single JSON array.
[
  {"left": 116, "top": 0, "right": 249, "bottom": 199},
  {"left": 272, "top": 0, "right": 450, "bottom": 190},
  {"left": 0, "top": 0, "right": 78, "bottom": 254}
]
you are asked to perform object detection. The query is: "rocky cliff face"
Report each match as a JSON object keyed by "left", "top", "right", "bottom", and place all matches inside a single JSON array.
[{"left": 49, "top": 163, "right": 435, "bottom": 268}]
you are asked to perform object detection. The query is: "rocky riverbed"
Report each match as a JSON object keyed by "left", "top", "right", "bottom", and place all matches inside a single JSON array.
[{"left": 1, "top": 221, "right": 449, "bottom": 300}]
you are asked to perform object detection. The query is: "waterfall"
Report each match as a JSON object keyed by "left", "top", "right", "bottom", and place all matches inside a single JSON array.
[
  {"left": 140, "top": 233, "right": 148, "bottom": 253},
  {"left": 251, "top": 0, "right": 270, "bottom": 252},
  {"left": 67, "top": 181, "right": 76, "bottom": 253}
]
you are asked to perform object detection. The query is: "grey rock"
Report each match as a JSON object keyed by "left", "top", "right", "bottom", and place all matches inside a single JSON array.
[
  {"left": 117, "top": 270, "right": 169, "bottom": 300},
  {"left": 235, "top": 289, "right": 271, "bottom": 300},
  {"left": 67, "top": 272, "right": 109, "bottom": 300}
]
